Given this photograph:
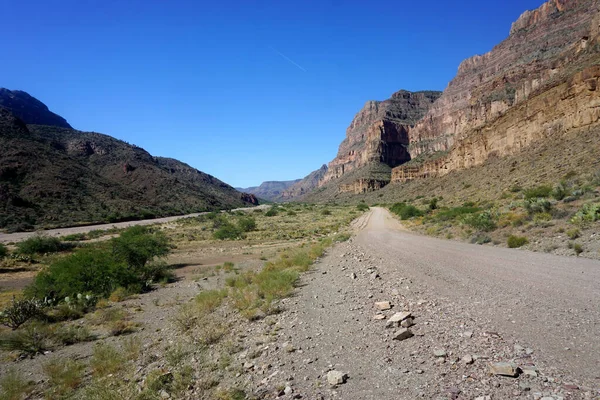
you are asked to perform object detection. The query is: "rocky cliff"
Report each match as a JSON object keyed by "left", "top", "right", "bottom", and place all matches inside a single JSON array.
[
  {"left": 319, "top": 90, "right": 441, "bottom": 191},
  {"left": 393, "top": 0, "right": 600, "bottom": 183},
  {"left": 280, "top": 165, "right": 328, "bottom": 200}
]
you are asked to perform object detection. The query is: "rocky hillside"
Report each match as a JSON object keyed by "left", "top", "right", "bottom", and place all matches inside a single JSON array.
[
  {"left": 0, "top": 88, "right": 72, "bottom": 129},
  {"left": 279, "top": 165, "right": 328, "bottom": 200},
  {"left": 393, "top": 0, "right": 600, "bottom": 183},
  {"left": 0, "top": 94, "right": 257, "bottom": 231},
  {"left": 237, "top": 180, "right": 300, "bottom": 202},
  {"left": 320, "top": 90, "right": 441, "bottom": 192}
]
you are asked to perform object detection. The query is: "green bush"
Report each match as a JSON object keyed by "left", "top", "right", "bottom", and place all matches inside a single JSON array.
[
  {"left": 551, "top": 182, "right": 568, "bottom": 201},
  {"left": 390, "top": 203, "right": 423, "bottom": 220},
  {"left": 434, "top": 206, "right": 480, "bottom": 221},
  {"left": 27, "top": 227, "right": 172, "bottom": 302},
  {"left": 566, "top": 228, "right": 581, "bottom": 239},
  {"left": 507, "top": 235, "right": 528, "bottom": 248},
  {"left": 265, "top": 207, "right": 279, "bottom": 217},
  {"left": 213, "top": 222, "right": 243, "bottom": 240},
  {"left": 462, "top": 211, "right": 497, "bottom": 232},
  {"left": 0, "top": 243, "right": 8, "bottom": 259},
  {"left": 428, "top": 198, "right": 439, "bottom": 211},
  {"left": 111, "top": 226, "right": 170, "bottom": 271},
  {"left": 525, "top": 198, "right": 553, "bottom": 215},
  {"left": 0, "top": 322, "right": 52, "bottom": 356},
  {"left": 569, "top": 242, "right": 584, "bottom": 256},
  {"left": 0, "top": 369, "right": 31, "bottom": 400},
  {"left": 523, "top": 185, "right": 552, "bottom": 199},
  {"left": 16, "top": 234, "right": 62, "bottom": 255},
  {"left": 570, "top": 202, "right": 600, "bottom": 225},
  {"left": 321, "top": 209, "right": 332, "bottom": 216},
  {"left": 356, "top": 203, "right": 369, "bottom": 212},
  {"left": 237, "top": 216, "right": 257, "bottom": 232}
]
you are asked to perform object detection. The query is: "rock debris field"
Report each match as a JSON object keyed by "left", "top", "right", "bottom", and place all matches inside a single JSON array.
[{"left": 240, "top": 208, "right": 600, "bottom": 399}]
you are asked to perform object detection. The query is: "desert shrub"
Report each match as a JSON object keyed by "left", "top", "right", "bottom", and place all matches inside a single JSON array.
[
  {"left": 43, "top": 358, "right": 85, "bottom": 397},
  {"left": 53, "top": 324, "right": 95, "bottom": 345},
  {"left": 470, "top": 234, "right": 492, "bottom": 245},
  {"left": 237, "top": 216, "right": 257, "bottom": 232},
  {"left": 91, "top": 343, "right": 125, "bottom": 377},
  {"left": 0, "top": 297, "right": 46, "bottom": 330},
  {"left": 523, "top": 185, "right": 552, "bottom": 199},
  {"left": 568, "top": 242, "right": 584, "bottom": 255},
  {"left": 26, "top": 248, "right": 128, "bottom": 301},
  {"left": 265, "top": 207, "right": 279, "bottom": 217},
  {"left": 356, "top": 203, "right": 369, "bottom": 212},
  {"left": 286, "top": 210, "right": 297, "bottom": 216},
  {"left": 111, "top": 226, "right": 170, "bottom": 271},
  {"left": 0, "top": 243, "right": 8, "bottom": 259},
  {"left": 0, "top": 322, "right": 52, "bottom": 356},
  {"left": 108, "top": 287, "right": 130, "bottom": 302},
  {"left": 16, "top": 234, "right": 62, "bottom": 255},
  {"left": 213, "top": 222, "right": 243, "bottom": 240},
  {"left": 462, "top": 211, "right": 497, "bottom": 232},
  {"left": 0, "top": 369, "right": 31, "bottom": 400},
  {"left": 390, "top": 203, "right": 423, "bottom": 220},
  {"left": 195, "top": 289, "right": 227, "bottom": 315},
  {"left": 215, "top": 388, "right": 246, "bottom": 400},
  {"left": 552, "top": 182, "right": 569, "bottom": 201},
  {"left": 570, "top": 202, "right": 600, "bottom": 225},
  {"left": 61, "top": 233, "right": 87, "bottom": 242},
  {"left": 321, "top": 209, "right": 332, "bottom": 216},
  {"left": 434, "top": 206, "right": 480, "bottom": 221},
  {"left": 525, "top": 198, "right": 553, "bottom": 215},
  {"left": 507, "top": 235, "right": 529, "bottom": 248},
  {"left": 428, "top": 198, "right": 439, "bottom": 211},
  {"left": 27, "top": 228, "right": 171, "bottom": 302},
  {"left": 566, "top": 228, "right": 581, "bottom": 239}
]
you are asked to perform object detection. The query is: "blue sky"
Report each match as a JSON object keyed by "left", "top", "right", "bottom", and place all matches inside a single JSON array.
[{"left": 3, "top": 0, "right": 544, "bottom": 187}]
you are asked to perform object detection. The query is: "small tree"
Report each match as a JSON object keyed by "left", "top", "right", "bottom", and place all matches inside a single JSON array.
[
  {"left": 111, "top": 226, "right": 170, "bottom": 271},
  {"left": 0, "top": 243, "right": 8, "bottom": 259}
]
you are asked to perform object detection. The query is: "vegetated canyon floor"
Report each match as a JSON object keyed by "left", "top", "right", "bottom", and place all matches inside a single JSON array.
[{"left": 1, "top": 206, "right": 599, "bottom": 399}]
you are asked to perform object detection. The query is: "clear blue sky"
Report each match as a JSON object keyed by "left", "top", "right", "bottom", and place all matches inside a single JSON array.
[{"left": 3, "top": 0, "right": 544, "bottom": 188}]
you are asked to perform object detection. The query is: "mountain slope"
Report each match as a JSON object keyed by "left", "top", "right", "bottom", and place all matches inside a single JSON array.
[
  {"left": 0, "top": 96, "right": 257, "bottom": 231},
  {"left": 0, "top": 88, "right": 72, "bottom": 129},
  {"left": 279, "top": 165, "right": 328, "bottom": 200},
  {"left": 237, "top": 180, "right": 301, "bottom": 202}
]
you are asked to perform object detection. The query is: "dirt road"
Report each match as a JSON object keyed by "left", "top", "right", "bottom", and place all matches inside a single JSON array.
[
  {"left": 0, "top": 205, "right": 269, "bottom": 244},
  {"left": 246, "top": 207, "right": 600, "bottom": 399}
]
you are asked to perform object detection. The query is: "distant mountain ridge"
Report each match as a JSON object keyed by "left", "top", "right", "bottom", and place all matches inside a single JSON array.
[
  {"left": 0, "top": 90, "right": 257, "bottom": 231},
  {"left": 237, "top": 180, "right": 301, "bottom": 201}
]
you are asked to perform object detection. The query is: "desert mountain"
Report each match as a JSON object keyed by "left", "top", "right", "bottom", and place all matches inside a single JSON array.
[
  {"left": 0, "top": 92, "right": 257, "bottom": 231},
  {"left": 279, "top": 165, "right": 329, "bottom": 200},
  {"left": 296, "top": 0, "right": 600, "bottom": 200},
  {"left": 0, "top": 88, "right": 72, "bottom": 129},
  {"left": 237, "top": 180, "right": 301, "bottom": 202}
]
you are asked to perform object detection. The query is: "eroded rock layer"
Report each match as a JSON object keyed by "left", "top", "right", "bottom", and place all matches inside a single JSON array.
[
  {"left": 393, "top": 0, "right": 600, "bottom": 183},
  {"left": 320, "top": 90, "right": 441, "bottom": 187}
]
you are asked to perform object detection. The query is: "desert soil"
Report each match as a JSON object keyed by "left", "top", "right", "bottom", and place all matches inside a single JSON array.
[{"left": 242, "top": 208, "right": 600, "bottom": 399}]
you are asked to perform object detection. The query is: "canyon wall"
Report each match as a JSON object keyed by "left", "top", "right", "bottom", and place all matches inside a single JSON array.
[
  {"left": 320, "top": 90, "right": 441, "bottom": 187},
  {"left": 393, "top": 0, "right": 600, "bottom": 183}
]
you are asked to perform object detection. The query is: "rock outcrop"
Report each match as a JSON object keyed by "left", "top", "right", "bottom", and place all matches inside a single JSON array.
[
  {"left": 393, "top": 0, "right": 600, "bottom": 183},
  {"left": 320, "top": 90, "right": 441, "bottom": 189}
]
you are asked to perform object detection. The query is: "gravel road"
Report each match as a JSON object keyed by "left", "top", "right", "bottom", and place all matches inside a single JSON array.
[
  {"left": 0, "top": 205, "right": 269, "bottom": 244},
  {"left": 245, "top": 207, "right": 600, "bottom": 399}
]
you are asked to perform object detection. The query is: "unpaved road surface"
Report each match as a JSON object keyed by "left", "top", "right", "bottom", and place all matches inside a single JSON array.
[
  {"left": 245, "top": 208, "right": 600, "bottom": 399},
  {"left": 0, "top": 205, "right": 269, "bottom": 244}
]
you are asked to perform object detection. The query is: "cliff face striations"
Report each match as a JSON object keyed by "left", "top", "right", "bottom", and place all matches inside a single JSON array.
[
  {"left": 320, "top": 90, "right": 441, "bottom": 193},
  {"left": 393, "top": 0, "right": 600, "bottom": 183}
]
